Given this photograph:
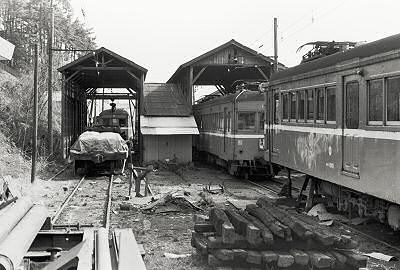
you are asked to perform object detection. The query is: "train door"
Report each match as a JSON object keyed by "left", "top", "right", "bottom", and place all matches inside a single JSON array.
[
  {"left": 224, "top": 107, "right": 227, "bottom": 152},
  {"left": 342, "top": 75, "right": 361, "bottom": 176}
]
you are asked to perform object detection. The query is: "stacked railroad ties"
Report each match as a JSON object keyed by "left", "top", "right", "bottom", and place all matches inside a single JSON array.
[{"left": 192, "top": 198, "right": 368, "bottom": 270}]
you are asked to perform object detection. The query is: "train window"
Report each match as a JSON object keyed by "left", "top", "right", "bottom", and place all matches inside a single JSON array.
[
  {"left": 119, "top": 119, "right": 127, "bottom": 127},
  {"left": 274, "top": 94, "right": 279, "bottom": 124},
  {"left": 368, "top": 79, "right": 383, "bottom": 124},
  {"left": 238, "top": 112, "right": 256, "bottom": 131},
  {"left": 306, "top": 89, "right": 314, "bottom": 122},
  {"left": 259, "top": 112, "right": 265, "bottom": 132},
  {"left": 220, "top": 113, "right": 224, "bottom": 130},
  {"left": 346, "top": 81, "right": 359, "bottom": 129},
  {"left": 326, "top": 87, "right": 336, "bottom": 123},
  {"left": 298, "top": 91, "right": 305, "bottom": 121},
  {"left": 387, "top": 77, "right": 400, "bottom": 124},
  {"left": 290, "top": 92, "right": 297, "bottom": 121},
  {"left": 282, "top": 93, "right": 289, "bottom": 121},
  {"left": 316, "top": 88, "right": 325, "bottom": 122}
]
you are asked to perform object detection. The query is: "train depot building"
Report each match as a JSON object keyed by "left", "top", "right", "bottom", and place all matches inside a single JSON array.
[{"left": 141, "top": 83, "right": 198, "bottom": 163}]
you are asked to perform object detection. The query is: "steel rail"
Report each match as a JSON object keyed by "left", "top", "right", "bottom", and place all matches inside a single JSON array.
[
  {"left": 334, "top": 220, "right": 400, "bottom": 254},
  {"left": 51, "top": 175, "right": 86, "bottom": 224},
  {"left": 103, "top": 175, "right": 113, "bottom": 230},
  {"left": 46, "top": 164, "right": 71, "bottom": 181}
]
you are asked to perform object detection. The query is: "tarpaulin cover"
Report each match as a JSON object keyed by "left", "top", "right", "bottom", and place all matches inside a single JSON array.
[{"left": 70, "top": 131, "right": 128, "bottom": 160}]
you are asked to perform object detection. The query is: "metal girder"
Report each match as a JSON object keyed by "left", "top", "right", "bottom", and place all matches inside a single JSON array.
[{"left": 86, "top": 93, "right": 137, "bottom": 100}]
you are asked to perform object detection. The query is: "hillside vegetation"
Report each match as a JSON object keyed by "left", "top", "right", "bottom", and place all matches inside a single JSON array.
[{"left": 0, "top": 0, "right": 96, "bottom": 162}]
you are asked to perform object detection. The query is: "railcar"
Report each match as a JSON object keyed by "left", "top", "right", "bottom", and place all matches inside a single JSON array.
[
  {"left": 193, "top": 90, "right": 267, "bottom": 178},
  {"left": 94, "top": 108, "right": 130, "bottom": 140},
  {"left": 263, "top": 33, "right": 400, "bottom": 228}
]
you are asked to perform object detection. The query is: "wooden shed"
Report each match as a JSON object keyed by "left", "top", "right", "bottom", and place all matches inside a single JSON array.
[{"left": 141, "top": 83, "right": 199, "bottom": 163}]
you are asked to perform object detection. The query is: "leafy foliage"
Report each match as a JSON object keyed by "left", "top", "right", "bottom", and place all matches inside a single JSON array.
[{"left": 0, "top": 0, "right": 96, "bottom": 158}]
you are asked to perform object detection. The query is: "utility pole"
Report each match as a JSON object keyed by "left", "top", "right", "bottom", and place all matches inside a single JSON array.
[
  {"left": 47, "top": 0, "right": 54, "bottom": 157},
  {"left": 31, "top": 44, "right": 39, "bottom": 183},
  {"left": 273, "top": 17, "right": 278, "bottom": 73}
]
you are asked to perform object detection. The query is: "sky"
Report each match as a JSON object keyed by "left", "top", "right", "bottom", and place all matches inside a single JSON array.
[{"left": 70, "top": 0, "right": 400, "bottom": 86}]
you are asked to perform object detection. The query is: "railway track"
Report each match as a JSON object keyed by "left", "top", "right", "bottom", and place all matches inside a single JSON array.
[{"left": 51, "top": 174, "right": 114, "bottom": 229}]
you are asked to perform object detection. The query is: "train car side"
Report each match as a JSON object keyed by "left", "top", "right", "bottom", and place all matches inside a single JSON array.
[
  {"left": 194, "top": 91, "right": 266, "bottom": 178},
  {"left": 264, "top": 34, "right": 400, "bottom": 227}
]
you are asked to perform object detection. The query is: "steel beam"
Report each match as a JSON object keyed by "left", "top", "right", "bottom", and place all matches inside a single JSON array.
[{"left": 0, "top": 205, "right": 48, "bottom": 270}]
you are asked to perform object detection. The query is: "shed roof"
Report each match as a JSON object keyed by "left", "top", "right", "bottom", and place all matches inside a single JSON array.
[
  {"left": 140, "top": 116, "right": 199, "bottom": 135},
  {"left": 167, "top": 39, "right": 285, "bottom": 84},
  {"left": 143, "top": 83, "right": 191, "bottom": 116},
  {"left": 58, "top": 47, "right": 147, "bottom": 89}
]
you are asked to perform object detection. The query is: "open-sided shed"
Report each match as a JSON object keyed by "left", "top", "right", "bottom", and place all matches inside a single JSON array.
[
  {"left": 167, "top": 39, "right": 286, "bottom": 105},
  {"left": 58, "top": 47, "right": 147, "bottom": 159}
]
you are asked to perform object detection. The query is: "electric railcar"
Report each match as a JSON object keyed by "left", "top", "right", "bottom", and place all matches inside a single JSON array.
[
  {"left": 263, "top": 33, "right": 400, "bottom": 228},
  {"left": 95, "top": 108, "right": 130, "bottom": 139},
  {"left": 193, "top": 90, "right": 267, "bottom": 178}
]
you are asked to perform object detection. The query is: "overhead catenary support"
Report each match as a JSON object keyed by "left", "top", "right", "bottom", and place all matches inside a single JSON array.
[
  {"left": 31, "top": 44, "right": 39, "bottom": 183},
  {"left": 274, "top": 17, "right": 278, "bottom": 73},
  {"left": 189, "top": 66, "right": 194, "bottom": 105}
]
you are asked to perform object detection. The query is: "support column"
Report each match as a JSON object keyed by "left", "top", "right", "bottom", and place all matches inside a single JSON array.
[{"left": 189, "top": 66, "right": 193, "bottom": 106}]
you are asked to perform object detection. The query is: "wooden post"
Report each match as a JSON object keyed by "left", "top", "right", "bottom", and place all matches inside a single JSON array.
[
  {"left": 189, "top": 66, "right": 193, "bottom": 106},
  {"left": 31, "top": 44, "right": 39, "bottom": 184},
  {"left": 274, "top": 17, "right": 278, "bottom": 72},
  {"left": 47, "top": 0, "right": 54, "bottom": 157}
]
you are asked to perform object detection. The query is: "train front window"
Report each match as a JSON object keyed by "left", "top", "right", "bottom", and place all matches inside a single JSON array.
[
  {"left": 290, "top": 92, "right": 297, "bottom": 121},
  {"left": 326, "top": 87, "right": 336, "bottom": 123},
  {"left": 238, "top": 112, "right": 256, "bottom": 131},
  {"left": 368, "top": 79, "right": 383, "bottom": 124},
  {"left": 298, "top": 91, "right": 305, "bottom": 121},
  {"left": 387, "top": 77, "right": 400, "bottom": 124},
  {"left": 306, "top": 89, "right": 314, "bottom": 122},
  {"left": 316, "top": 88, "right": 325, "bottom": 122}
]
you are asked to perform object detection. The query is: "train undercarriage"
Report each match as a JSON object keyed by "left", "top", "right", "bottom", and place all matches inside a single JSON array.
[{"left": 288, "top": 171, "right": 400, "bottom": 231}]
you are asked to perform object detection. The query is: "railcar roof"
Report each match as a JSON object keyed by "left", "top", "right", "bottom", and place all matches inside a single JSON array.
[
  {"left": 99, "top": 108, "right": 129, "bottom": 116},
  {"left": 271, "top": 33, "right": 400, "bottom": 82},
  {"left": 194, "top": 90, "right": 263, "bottom": 109}
]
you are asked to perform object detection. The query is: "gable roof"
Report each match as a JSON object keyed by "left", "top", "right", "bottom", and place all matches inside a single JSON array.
[
  {"left": 168, "top": 39, "right": 285, "bottom": 83},
  {"left": 58, "top": 47, "right": 147, "bottom": 74},
  {"left": 143, "top": 83, "right": 191, "bottom": 116}
]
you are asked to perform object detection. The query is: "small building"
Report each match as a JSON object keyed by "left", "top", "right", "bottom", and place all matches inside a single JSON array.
[{"left": 141, "top": 83, "right": 199, "bottom": 163}]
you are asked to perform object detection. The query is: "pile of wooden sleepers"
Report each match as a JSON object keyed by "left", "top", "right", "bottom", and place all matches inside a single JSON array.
[{"left": 191, "top": 198, "right": 368, "bottom": 270}]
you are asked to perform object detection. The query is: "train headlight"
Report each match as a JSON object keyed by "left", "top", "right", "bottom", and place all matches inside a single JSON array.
[{"left": 258, "top": 138, "right": 265, "bottom": 150}]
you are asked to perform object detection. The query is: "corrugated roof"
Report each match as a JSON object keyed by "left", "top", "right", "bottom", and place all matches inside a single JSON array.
[
  {"left": 140, "top": 116, "right": 199, "bottom": 135},
  {"left": 143, "top": 83, "right": 191, "bottom": 116},
  {"left": 271, "top": 33, "right": 400, "bottom": 82}
]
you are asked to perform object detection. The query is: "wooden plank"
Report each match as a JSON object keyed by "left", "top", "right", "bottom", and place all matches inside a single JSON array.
[
  {"left": 213, "top": 249, "right": 234, "bottom": 261},
  {"left": 194, "top": 223, "right": 215, "bottom": 233},
  {"left": 239, "top": 210, "right": 274, "bottom": 245},
  {"left": 117, "top": 229, "right": 146, "bottom": 270},
  {"left": 225, "top": 209, "right": 262, "bottom": 246},
  {"left": 246, "top": 204, "right": 285, "bottom": 239},
  {"left": 257, "top": 198, "right": 310, "bottom": 239}
]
